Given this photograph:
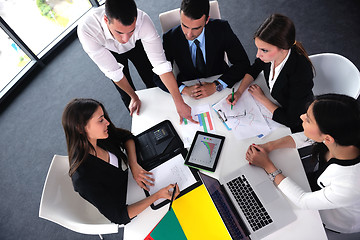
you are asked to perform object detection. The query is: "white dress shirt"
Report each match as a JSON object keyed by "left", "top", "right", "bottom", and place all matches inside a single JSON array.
[
  {"left": 291, "top": 131, "right": 314, "bottom": 149},
  {"left": 77, "top": 6, "right": 172, "bottom": 82},
  {"left": 268, "top": 49, "right": 291, "bottom": 92},
  {"left": 108, "top": 151, "right": 128, "bottom": 171}
]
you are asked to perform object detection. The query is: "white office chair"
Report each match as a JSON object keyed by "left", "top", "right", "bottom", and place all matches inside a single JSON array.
[
  {"left": 309, "top": 53, "right": 360, "bottom": 99},
  {"left": 39, "top": 155, "right": 119, "bottom": 240}
]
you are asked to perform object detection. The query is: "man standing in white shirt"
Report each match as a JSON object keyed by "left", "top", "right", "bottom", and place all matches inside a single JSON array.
[{"left": 77, "top": 0, "right": 195, "bottom": 123}]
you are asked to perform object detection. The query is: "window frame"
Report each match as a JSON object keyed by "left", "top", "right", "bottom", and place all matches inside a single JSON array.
[{"left": 0, "top": 0, "right": 101, "bottom": 103}]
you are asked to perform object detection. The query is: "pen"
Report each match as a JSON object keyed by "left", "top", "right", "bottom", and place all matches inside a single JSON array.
[
  {"left": 198, "top": 79, "right": 203, "bottom": 86},
  {"left": 231, "top": 88, "right": 234, "bottom": 110},
  {"left": 168, "top": 183, "right": 177, "bottom": 211}
]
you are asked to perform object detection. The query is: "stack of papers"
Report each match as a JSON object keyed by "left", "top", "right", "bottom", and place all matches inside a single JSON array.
[{"left": 212, "top": 89, "right": 281, "bottom": 140}]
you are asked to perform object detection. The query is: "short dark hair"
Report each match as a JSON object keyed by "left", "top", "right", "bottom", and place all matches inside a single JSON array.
[
  {"left": 105, "top": 0, "right": 137, "bottom": 25},
  {"left": 180, "top": 0, "right": 210, "bottom": 20}
]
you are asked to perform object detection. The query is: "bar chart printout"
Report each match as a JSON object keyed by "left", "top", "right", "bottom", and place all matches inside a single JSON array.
[
  {"left": 181, "top": 104, "right": 216, "bottom": 148},
  {"left": 196, "top": 111, "right": 214, "bottom": 133}
]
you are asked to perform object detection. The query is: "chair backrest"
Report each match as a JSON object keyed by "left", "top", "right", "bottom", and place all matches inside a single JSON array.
[
  {"left": 159, "top": 0, "right": 221, "bottom": 33},
  {"left": 39, "top": 155, "right": 118, "bottom": 235},
  {"left": 309, "top": 53, "right": 360, "bottom": 99}
]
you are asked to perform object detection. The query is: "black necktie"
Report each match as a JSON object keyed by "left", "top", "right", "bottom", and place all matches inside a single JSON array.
[{"left": 194, "top": 39, "right": 206, "bottom": 76}]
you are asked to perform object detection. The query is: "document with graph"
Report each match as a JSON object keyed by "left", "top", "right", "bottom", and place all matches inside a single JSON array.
[
  {"left": 180, "top": 104, "right": 216, "bottom": 147},
  {"left": 212, "top": 89, "right": 271, "bottom": 140}
]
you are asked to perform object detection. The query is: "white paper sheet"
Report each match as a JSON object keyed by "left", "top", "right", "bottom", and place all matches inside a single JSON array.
[
  {"left": 253, "top": 98, "right": 283, "bottom": 131},
  {"left": 213, "top": 89, "right": 271, "bottom": 140},
  {"left": 148, "top": 154, "right": 197, "bottom": 206}
]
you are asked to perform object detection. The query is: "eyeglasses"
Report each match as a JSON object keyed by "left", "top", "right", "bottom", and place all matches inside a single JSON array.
[{"left": 217, "top": 110, "right": 246, "bottom": 122}]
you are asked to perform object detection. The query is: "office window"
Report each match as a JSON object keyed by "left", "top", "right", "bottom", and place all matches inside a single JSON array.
[
  {"left": 0, "top": 28, "right": 32, "bottom": 92},
  {"left": 1, "top": 0, "right": 91, "bottom": 56},
  {"left": 0, "top": 0, "right": 94, "bottom": 99}
]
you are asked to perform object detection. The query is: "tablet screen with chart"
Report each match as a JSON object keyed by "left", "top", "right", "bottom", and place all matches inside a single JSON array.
[{"left": 185, "top": 131, "right": 225, "bottom": 172}]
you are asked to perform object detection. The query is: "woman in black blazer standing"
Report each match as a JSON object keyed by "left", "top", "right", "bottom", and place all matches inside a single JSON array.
[{"left": 227, "top": 14, "right": 314, "bottom": 132}]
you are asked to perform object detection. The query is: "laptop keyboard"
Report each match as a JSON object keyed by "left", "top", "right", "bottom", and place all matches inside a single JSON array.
[
  {"left": 212, "top": 190, "right": 244, "bottom": 239},
  {"left": 227, "top": 175, "right": 273, "bottom": 231}
]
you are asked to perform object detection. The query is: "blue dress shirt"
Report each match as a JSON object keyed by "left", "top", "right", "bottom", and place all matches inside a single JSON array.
[{"left": 179, "top": 28, "right": 227, "bottom": 93}]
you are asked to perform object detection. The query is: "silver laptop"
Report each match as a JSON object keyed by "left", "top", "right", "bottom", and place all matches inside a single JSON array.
[{"left": 200, "top": 164, "right": 296, "bottom": 240}]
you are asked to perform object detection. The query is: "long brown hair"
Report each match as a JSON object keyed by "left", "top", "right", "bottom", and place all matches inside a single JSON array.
[
  {"left": 62, "top": 98, "right": 123, "bottom": 176},
  {"left": 254, "top": 13, "right": 314, "bottom": 71}
]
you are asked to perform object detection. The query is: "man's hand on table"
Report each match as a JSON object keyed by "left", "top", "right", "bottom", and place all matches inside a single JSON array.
[
  {"left": 129, "top": 95, "right": 141, "bottom": 116},
  {"left": 175, "top": 100, "right": 198, "bottom": 124},
  {"left": 183, "top": 82, "right": 216, "bottom": 99}
]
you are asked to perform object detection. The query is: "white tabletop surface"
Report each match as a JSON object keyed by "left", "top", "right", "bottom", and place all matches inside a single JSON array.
[{"left": 125, "top": 74, "right": 327, "bottom": 240}]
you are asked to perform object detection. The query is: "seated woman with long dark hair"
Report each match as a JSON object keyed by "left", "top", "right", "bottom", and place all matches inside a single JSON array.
[
  {"left": 62, "top": 98, "right": 179, "bottom": 224},
  {"left": 246, "top": 93, "right": 360, "bottom": 233},
  {"left": 227, "top": 14, "right": 314, "bottom": 132}
]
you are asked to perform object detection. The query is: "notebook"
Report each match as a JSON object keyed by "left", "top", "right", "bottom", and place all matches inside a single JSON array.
[{"left": 199, "top": 164, "right": 296, "bottom": 240}]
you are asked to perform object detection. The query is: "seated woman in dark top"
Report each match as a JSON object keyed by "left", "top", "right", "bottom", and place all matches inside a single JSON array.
[
  {"left": 246, "top": 94, "right": 360, "bottom": 233},
  {"left": 62, "top": 98, "right": 179, "bottom": 224},
  {"left": 227, "top": 14, "right": 314, "bottom": 132}
]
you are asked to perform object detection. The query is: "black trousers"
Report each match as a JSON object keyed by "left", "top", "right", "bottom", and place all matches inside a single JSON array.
[{"left": 110, "top": 40, "right": 156, "bottom": 109}]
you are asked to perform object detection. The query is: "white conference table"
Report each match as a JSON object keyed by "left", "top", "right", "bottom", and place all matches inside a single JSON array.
[{"left": 125, "top": 74, "right": 327, "bottom": 240}]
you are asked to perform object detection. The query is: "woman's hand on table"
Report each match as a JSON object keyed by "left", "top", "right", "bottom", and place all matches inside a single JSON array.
[
  {"left": 257, "top": 142, "right": 273, "bottom": 154},
  {"left": 130, "top": 163, "right": 154, "bottom": 191},
  {"left": 155, "top": 183, "right": 180, "bottom": 200},
  {"left": 226, "top": 91, "right": 241, "bottom": 106},
  {"left": 248, "top": 84, "right": 267, "bottom": 102},
  {"left": 246, "top": 144, "right": 276, "bottom": 173}
]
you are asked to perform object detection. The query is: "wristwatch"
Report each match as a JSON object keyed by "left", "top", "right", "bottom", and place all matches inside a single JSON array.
[
  {"left": 268, "top": 169, "right": 282, "bottom": 181},
  {"left": 213, "top": 80, "right": 223, "bottom": 92}
]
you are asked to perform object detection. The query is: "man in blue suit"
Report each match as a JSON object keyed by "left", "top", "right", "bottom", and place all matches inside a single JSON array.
[{"left": 154, "top": 0, "right": 250, "bottom": 99}]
